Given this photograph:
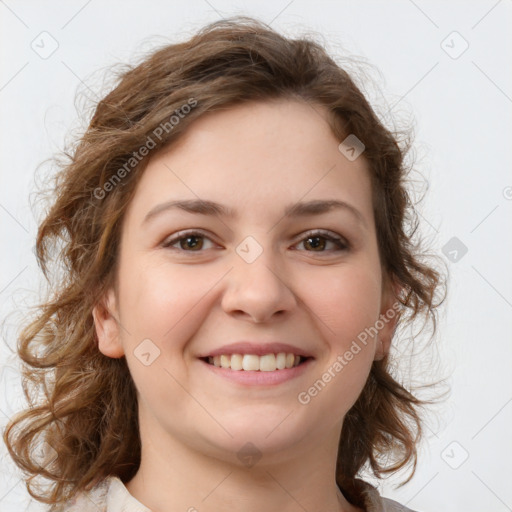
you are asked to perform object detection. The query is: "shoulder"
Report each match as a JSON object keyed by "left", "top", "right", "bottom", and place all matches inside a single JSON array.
[
  {"left": 53, "top": 477, "right": 110, "bottom": 512},
  {"left": 53, "top": 475, "right": 150, "bottom": 512},
  {"left": 355, "top": 478, "right": 420, "bottom": 512}
]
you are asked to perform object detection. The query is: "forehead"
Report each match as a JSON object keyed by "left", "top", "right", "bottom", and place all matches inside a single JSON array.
[{"left": 124, "top": 99, "right": 374, "bottom": 228}]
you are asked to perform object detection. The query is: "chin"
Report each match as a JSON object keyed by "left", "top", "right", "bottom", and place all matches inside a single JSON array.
[{"left": 201, "top": 411, "right": 309, "bottom": 458}]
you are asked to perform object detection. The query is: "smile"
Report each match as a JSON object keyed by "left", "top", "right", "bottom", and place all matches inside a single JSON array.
[
  {"left": 199, "top": 353, "right": 313, "bottom": 386},
  {"left": 203, "top": 352, "right": 308, "bottom": 371}
]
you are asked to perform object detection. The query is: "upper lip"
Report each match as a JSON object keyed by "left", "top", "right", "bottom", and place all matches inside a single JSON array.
[{"left": 198, "top": 341, "right": 314, "bottom": 358}]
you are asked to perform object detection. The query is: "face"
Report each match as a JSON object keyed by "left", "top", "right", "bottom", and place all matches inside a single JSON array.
[{"left": 93, "top": 99, "right": 397, "bottom": 465}]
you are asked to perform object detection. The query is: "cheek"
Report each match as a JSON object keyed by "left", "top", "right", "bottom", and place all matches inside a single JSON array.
[
  {"left": 298, "top": 263, "right": 382, "bottom": 348},
  {"left": 118, "top": 256, "right": 211, "bottom": 345},
  {"left": 293, "top": 264, "right": 381, "bottom": 411},
  {"left": 117, "top": 259, "right": 213, "bottom": 417}
]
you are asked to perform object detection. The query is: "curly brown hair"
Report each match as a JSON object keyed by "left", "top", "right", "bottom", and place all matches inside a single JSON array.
[{"left": 3, "top": 16, "right": 446, "bottom": 509}]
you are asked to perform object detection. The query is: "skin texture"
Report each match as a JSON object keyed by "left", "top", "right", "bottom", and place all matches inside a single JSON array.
[{"left": 93, "top": 99, "right": 398, "bottom": 512}]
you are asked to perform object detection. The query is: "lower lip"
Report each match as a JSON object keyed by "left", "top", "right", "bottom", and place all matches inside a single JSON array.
[{"left": 199, "top": 358, "right": 313, "bottom": 386}]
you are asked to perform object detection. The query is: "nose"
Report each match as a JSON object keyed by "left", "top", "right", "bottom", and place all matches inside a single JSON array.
[{"left": 221, "top": 252, "right": 297, "bottom": 323}]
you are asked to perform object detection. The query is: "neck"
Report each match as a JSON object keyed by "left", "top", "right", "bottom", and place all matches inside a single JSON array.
[{"left": 125, "top": 417, "right": 363, "bottom": 512}]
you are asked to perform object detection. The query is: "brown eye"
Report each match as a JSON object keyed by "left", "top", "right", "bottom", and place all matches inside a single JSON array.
[
  {"left": 179, "top": 235, "right": 203, "bottom": 251},
  {"left": 162, "top": 231, "right": 215, "bottom": 251},
  {"left": 303, "top": 236, "right": 327, "bottom": 251},
  {"left": 162, "top": 229, "right": 349, "bottom": 255},
  {"left": 295, "top": 230, "right": 349, "bottom": 253}
]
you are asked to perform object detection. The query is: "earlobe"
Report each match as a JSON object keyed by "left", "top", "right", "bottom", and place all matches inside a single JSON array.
[
  {"left": 374, "top": 276, "right": 402, "bottom": 361},
  {"left": 374, "top": 339, "right": 386, "bottom": 361},
  {"left": 92, "top": 288, "right": 125, "bottom": 359}
]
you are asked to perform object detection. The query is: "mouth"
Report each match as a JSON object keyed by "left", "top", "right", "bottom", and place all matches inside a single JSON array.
[
  {"left": 199, "top": 353, "right": 312, "bottom": 372},
  {"left": 198, "top": 351, "right": 314, "bottom": 386},
  {"left": 197, "top": 341, "right": 314, "bottom": 385}
]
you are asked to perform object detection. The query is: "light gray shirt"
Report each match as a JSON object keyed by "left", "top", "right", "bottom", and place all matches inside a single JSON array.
[{"left": 58, "top": 475, "right": 418, "bottom": 512}]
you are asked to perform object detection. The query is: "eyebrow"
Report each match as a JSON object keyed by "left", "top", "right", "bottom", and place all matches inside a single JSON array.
[{"left": 142, "top": 198, "right": 367, "bottom": 229}]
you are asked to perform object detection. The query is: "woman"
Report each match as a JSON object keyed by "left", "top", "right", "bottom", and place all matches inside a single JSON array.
[{"left": 3, "top": 16, "right": 444, "bottom": 512}]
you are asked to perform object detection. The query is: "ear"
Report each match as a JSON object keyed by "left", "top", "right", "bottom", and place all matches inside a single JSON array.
[
  {"left": 374, "top": 274, "right": 402, "bottom": 361},
  {"left": 92, "top": 287, "right": 125, "bottom": 359}
]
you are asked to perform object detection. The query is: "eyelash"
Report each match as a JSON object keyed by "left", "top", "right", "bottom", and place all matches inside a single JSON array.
[{"left": 161, "top": 229, "right": 350, "bottom": 255}]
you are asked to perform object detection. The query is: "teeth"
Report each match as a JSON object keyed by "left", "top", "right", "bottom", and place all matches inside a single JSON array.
[
  {"left": 220, "top": 355, "right": 230, "bottom": 369},
  {"left": 259, "top": 354, "right": 276, "bottom": 372},
  {"left": 206, "top": 352, "right": 304, "bottom": 371},
  {"left": 242, "top": 354, "right": 260, "bottom": 371},
  {"left": 276, "top": 352, "right": 286, "bottom": 369},
  {"left": 230, "top": 354, "right": 243, "bottom": 371}
]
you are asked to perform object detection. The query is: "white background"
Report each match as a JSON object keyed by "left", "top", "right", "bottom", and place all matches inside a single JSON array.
[{"left": 1, "top": 1, "right": 511, "bottom": 511}]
